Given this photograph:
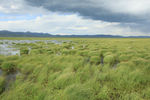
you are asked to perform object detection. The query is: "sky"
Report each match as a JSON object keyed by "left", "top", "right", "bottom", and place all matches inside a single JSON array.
[{"left": 0, "top": 0, "right": 150, "bottom": 36}]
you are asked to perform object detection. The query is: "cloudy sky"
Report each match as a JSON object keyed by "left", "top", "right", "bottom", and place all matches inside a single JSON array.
[{"left": 0, "top": 0, "right": 150, "bottom": 36}]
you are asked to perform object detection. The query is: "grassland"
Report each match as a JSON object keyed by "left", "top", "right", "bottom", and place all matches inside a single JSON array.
[{"left": 0, "top": 38, "right": 150, "bottom": 100}]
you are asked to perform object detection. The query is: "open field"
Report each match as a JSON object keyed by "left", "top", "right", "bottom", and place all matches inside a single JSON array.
[{"left": 0, "top": 38, "right": 150, "bottom": 100}]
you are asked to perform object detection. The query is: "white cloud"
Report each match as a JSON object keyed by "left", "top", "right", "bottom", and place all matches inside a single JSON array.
[
  {"left": 0, "top": 0, "right": 150, "bottom": 36},
  {"left": 92, "top": 0, "right": 150, "bottom": 16},
  {"left": 0, "top": 0, "right": 48, "bottom": 14},
  {"left": 0, "top": 12, "right": 145, "bottom": 36}
]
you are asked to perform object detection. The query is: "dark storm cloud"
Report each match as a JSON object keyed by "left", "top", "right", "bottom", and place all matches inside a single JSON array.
[
  {"left": 120, "top": 22, "right": 150, "bottom": 33},
  {"left": 24, "top": 0, "right": 150, "bottom": 33},
  {"left": 25, "top": 0, "right": 147, "bottom": 23}
]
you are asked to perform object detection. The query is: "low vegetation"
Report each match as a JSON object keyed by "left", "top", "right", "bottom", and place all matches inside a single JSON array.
[{"left": 0, "top": 38, "right": 150, "bottom": 100}]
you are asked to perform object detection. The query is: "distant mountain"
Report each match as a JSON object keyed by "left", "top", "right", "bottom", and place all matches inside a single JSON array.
[
  {"left": 0, "top": 30, "right": 52, "bottom": 37},
  {"left": 0, "top": 30, "right": 150, "bottom": 38}
]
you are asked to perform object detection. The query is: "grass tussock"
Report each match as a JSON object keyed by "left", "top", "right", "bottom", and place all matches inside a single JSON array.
[{"left": 0, "top": 38, "right": 150, "bottom": 100}]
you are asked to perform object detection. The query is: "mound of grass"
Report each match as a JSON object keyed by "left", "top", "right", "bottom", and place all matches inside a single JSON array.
[
  {"left": 104, "top": 55, "right": 117, "bottom": 66},
  {"left": 88, "top": 51, "right": 101, "bottom": 57},
  {"left": 0, "top": 38, "right": 150, "bottom": 100},
  {"left": 53, "top": 72, "right": 77, "bottom": 89},
  {"left": 1, "top": 61, "right": 17, "bottom": 73},
  {"left": 5, "top": 55, "right": 19, "bottom": 61},
  {"left": 62, "top": 84, "right": 93, "bottom": 100},
  {"left": 0, "top": 56, "right": 4, "bottom": 66},
  {"left": 90, "top": 56, "right": 101, "bottom": 65},
  {"left": 77, "top": 50, "right": 89, "bottom": 56},
  {"left": 20, "top": 47, "right": 29, "bottom": 55}
]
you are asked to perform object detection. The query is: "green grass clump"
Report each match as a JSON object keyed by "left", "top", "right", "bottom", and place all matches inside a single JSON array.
[
  {"left": 20, "top": 47, "right": 29, "bottom": 55},
  {"left": 90, "top": 56, "right": 101, "bottom": 65},
  {"left": 0, "top": 38, "right": 150, "bottom": 100},
  {"left": 77, "top": 50, "right": 89, "bottom": 56},
  {"left": 62, "top": 84, "right": 93, "bottom": 100},
  {"left": 53, "top": 72, "right": 77, "bottom": 89},
  {"left": 104, "top": 55, "right": 117, "bottom": 66},
  {"left": 0, "top": 57, "right": 4, "bottom": 66},
  {"left": 5, "top": 55, "right": 19, "bottom": 61},
  {"left": 1, "top": 61, "right": 17, "bottom": 73},
  {"left": 88, "top": 51, "right": 101, "bottom": 57},
  {"left": 119, "top": 54, "right": 132, "bottom": 62}
]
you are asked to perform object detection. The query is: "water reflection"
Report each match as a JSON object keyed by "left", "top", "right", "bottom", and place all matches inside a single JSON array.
[
  {"left": 5, "top": 71, "right": 20, "bottom": 90},
  {"left": 0, "top": 40, "right": 70, "bottom": 44},
  {"left": 0, "top": 69, "right": 20, "bottom": 91},
  {"left": 0, "top": 40, "right": 70, "bottom": 56},
  {"left": 0, "top": 44, "right": 20, "bottom": 56}
]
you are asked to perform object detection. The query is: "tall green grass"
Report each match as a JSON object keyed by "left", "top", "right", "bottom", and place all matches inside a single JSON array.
[{"left": 0, "top": 38, "right": 150, "bottom": 100}]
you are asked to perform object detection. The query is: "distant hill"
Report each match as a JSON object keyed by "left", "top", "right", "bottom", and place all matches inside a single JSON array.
[
  {"left": 0, "top": 30, "right": 52, "bottom": 37},
  {"left": 0, "top": 30, "right": 150, "bottom": 38}
]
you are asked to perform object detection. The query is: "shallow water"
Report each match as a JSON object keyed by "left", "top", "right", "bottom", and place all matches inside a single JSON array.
[
  {"left": 0, "top": 69, "right": 20, "bottom": 91},
  {"left": 0, "top": 40, "right": 70, "bottom": 56},
  {"left": 5, "top": 71, "right": 20, "bottom": 90},
  {"left": 101, "top": 55, "right": 104, "bottom": 65},
  {"left": 0, "top": 40, "right": 70, "bottom": 44},
  {"left": 72, "top": 46, "right": 74, "bottom": 49},
  {"left": 0, "top": 44, "right": 20, "bottom": 56}
]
